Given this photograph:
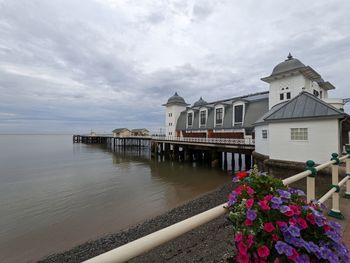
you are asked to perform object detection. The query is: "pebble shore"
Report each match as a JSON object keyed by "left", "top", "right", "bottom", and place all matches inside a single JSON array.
[{"left": 38, "top": 182, "right": 234, "bottom": 263}]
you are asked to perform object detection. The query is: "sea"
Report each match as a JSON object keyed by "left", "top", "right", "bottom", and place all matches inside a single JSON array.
[{"left": 0, "top": 135, "right": 232, "bottom": 263}]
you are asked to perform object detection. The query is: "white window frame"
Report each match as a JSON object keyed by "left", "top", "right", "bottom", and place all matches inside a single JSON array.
[
  {"left": 187, "top": 111, "right": 194, "bottom": 128},
  {"left": 262, "top": 129, "right": 268, "bottom": 139},
  {"left": 199, "top": 108, "right": 208, "bottom": 127},
  {"left": 214, "top": 105, "right": 224, "bottom": 126},
  {"left": 232, "top": 102, "right": 245, "bottom": 127},
  {"left": 291, "top": 128, "right": 308, "bottom": 141}
]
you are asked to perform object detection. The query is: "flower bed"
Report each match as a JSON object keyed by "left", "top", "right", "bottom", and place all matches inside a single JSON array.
[{"left": 227, "top": 167, "right": 350, "bottom": 263}]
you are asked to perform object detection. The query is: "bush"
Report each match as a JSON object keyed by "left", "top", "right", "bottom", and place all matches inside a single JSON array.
[{"left": 227, "top": 167, "right": 350, "bottom": 263}]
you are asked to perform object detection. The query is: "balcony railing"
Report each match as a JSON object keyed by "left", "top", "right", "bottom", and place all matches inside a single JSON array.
[{"left": 152, "top": 136, "right": 255, "bottom": 145}]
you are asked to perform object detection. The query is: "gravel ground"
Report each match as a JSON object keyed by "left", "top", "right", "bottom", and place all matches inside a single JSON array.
[{"left": 38, "top": 183, "right": 235, "bottom": 263}]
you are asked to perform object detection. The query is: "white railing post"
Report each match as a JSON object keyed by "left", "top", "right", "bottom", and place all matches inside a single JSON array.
[
  {"left": 345, "top": 154, "right": 350, "bottom": 199},
  {"left": 305, "top": 160, "right": 316, "bottom": 202},
  {"left": 328, "top": 153, "right": 344, "bottom": 219}
]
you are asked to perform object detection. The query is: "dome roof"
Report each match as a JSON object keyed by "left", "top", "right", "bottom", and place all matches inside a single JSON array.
[
  {"left": 271, "top": 53, "right": 305, "bottom": 76},
  {"left": 165, "top": 92, "right": 187, "bottom": 105},
  {"left": 193, "top": 97, "right": 207, "bottom": 107}
]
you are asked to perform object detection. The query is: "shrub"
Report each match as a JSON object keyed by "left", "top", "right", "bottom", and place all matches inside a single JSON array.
[{"left": 227, "top": 166, "right": 350, "bottom": 263}]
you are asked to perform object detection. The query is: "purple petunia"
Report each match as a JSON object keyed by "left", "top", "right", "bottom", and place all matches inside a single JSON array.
[
  {"left": 329, "top": 221, "right": 342, "bottom": 234},
  {"left": 271, "top": 203, "right": 280, "bottom": 209},
  {"left": 271, "top": 196, "right": 283, "bottom": 205},
  {"left": 275, "top": 241, "right": 293, "bottom": 256},
  {"left": 277, "top": 189, "right": 291, "bottom": 199},
  {"left": 326, "top": 230, "right": 341, "bottom": 242},
  {"left": 228, "top": 191, "right": 237, "bottom": 206},
  {"left": 246, "top": 209, "right": 257, "bottom": 221},
  {"left": 287, "top": 225, "right": 301, "bottom": 237},
  {"left": 232, "top": 176, "right": 240, "bottom": 183},
  {"left": 279, "top": 205, "right": 291, "bottom": 213},
  {"left": 296, "top": 254, "right": 310, "bottom": 263}
]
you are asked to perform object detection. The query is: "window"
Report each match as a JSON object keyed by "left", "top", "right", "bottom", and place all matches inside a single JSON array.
[
  {"left": 286, "top": 92, "right": 291, "bottom": 99},
  {"left": 200, "top": 110, "right": 206, "bottom": 126},
  {"left": 320, "top": 91, "right": 323, "bottom": 99},
  {"left": 291, "top": 128, "right": 308, "bottom": 140},
  {"left": 313, "top": 90, "right": 319, "bottom": 97},
  {"left": 280, "top": 93, "right": 284, "bottom": 100},
  {"left": 262, "top": 130, "right": 268, "bottom": 139},
  {"left": 168, "top": 113, "right": 172, "bottom": 117},
  {"left": 187, "top": 113, "right": 193, "bottom": 127},
  {"left": 215, "top": 108, "right": 223, "bottom": 125},
  {"left": 234, "top": 105, "right": 244, "bottom": 125}
]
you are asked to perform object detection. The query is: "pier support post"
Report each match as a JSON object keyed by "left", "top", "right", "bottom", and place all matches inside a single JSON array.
[
  {"left": 238, "top": 153, "right": 242, "bottom": 170},
  {"left": 245, "top": 154, "right": 251, "bottom": 170},
  {"left": 345, "top": 156, "right": 350, "bottom": 199},
  {"left": 231, "top": 153, "right": 235, "bottom": 172},
  {"left": 223, "top": 152, "right": 227, "bottom": 170}
]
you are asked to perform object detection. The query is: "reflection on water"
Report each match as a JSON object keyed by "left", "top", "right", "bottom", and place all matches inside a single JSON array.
[{"left": 0, "top": 135, "right": 230, "bottom": 263}]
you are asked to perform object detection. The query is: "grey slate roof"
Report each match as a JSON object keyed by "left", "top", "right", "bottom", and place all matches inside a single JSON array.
[
  {"left": 176, "top": 91, "right": 269, "bottom": 131},
  {"left": 261, "top": 54, "right": 335, "bottom": 90},
  {"left": 163, "top": 92, "right": 189, "bottom": 106},
  {"left": 271, "top": 53, "right": 305, "bottom": 76},
  {"left": 193, "top": 97, "right": 207, "bottom": 107},
  {"left": 254, "top": 92, "right": 346, "bottom": 126}
]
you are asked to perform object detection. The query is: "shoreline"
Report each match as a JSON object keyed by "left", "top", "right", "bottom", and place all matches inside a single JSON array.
[{"left": 38, "top": 182, "right": 234, "bottom": 263}]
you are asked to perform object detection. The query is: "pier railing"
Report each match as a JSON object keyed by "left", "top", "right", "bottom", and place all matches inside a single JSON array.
[
  {"left": 84, "top": 152, "right": 350, "bottom": 263},
  {"left": 152, "top": 136, "right": 255, "bottom": 145}
]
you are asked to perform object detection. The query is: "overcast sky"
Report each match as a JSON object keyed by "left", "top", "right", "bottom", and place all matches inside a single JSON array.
[{"left": 0, "top": 0, "right": 350, "bottom": 134}]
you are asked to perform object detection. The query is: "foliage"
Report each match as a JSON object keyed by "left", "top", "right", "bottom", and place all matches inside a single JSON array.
[{"left": 227, "top": 166, "right": 350, "bottom": 263}]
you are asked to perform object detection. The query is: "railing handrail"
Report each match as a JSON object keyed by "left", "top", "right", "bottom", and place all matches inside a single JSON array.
[
  {"left": 151, "top": 136, "right": 255, "bottom": 145},
  {"left": 84, "top": 152, "right": 350, "bottom": 263}
]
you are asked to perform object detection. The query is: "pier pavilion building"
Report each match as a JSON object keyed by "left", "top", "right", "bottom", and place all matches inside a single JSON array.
[{"left": 163, "top": 54, "right": 350, "bottom": 165}]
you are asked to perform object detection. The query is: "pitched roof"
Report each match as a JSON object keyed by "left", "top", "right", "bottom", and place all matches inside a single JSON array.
[
  {"left": 112, "top": 128, "right": 130, "bottom": 133},
  {"left": 255, "top": 92, "right": 346, "bottom": 125}
]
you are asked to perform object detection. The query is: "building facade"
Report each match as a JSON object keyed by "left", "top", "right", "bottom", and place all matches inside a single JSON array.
[{"left": 163, "top": 53, "right": 350, "bottom": 165}]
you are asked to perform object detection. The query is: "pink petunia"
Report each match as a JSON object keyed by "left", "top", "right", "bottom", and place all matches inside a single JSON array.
[
  {"left": 263, "top": 222, "right": 275, "bottom": 233},
  {"left": 257, "top": 245, "right": 270, "bottom": 257},
  {"left": 245, "top": 219, "right": 253, "bottom": 226},
  {"left": 258, "top": 200, "right": 270, "bottom": 211},
  {"left": 234, "top": 232, "right": 243, "bottom": 242},
  {"left": 245, "top": 198, "right": 254, "bottom": 209}
]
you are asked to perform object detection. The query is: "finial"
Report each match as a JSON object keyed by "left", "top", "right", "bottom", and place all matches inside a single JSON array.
[
  {"left": 200, "top": 97, "right": 202, "bottom": 100},
  {"left": 287, "top": 52, "right": 293, "bottom": 60},
  {"left": 174, "top": 92, "right": 178, "bottom": 96}
]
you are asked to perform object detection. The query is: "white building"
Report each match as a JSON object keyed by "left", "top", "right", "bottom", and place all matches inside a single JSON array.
[
  {"left": 254, "top": 54, "right": 349, "bottom": 164},
  {"left": 163, "top": 54, "right": 350, "bottom": 165}
]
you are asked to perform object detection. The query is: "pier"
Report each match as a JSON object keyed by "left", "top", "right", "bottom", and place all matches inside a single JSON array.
[{"left": 73, "top": 135, "right": 255, "bottom": 171}]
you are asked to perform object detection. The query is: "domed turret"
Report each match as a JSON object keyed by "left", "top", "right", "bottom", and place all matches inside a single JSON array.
[
  {"left": 270, "top": 53, "right": 305, "bottom": 76},
  {"left": 163, "top": 92, "right": 188, "bottom": 106},
  {"left": 193, "top": 97, "right": 207, "bottom": 107}
]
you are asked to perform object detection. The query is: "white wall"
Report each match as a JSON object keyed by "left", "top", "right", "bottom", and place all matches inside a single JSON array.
[
  {"left": 165, "top": 105, "right": 186, "bottom": 136},
  {"left": 269, "top": 74, "right": 306, "bottom": 109},
  {"left": 255, "top": 125, "right": 270, "bottom": 156},
  {"left": 268, "top": 119, "right": 340, "bottom": 164}
]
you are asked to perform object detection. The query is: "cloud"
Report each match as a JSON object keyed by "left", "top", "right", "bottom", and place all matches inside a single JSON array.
[{"left": 0, "top": 0, "right": 350, "bottom": 133}]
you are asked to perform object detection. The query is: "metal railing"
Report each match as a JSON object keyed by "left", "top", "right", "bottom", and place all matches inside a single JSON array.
[
  {"left": 152, "top": 136, "right": 255, "bottom": 145},
  {"left": 84, "top": 152, "right": 350, "bottom": 263}
]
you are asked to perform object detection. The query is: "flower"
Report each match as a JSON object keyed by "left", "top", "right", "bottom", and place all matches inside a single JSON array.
[
  {"left": 258, "top": 200, "right": 270, "bottom": 211},
  {"left": 245, "top": 198, "right": 254, "bottom": 209},
  {"left": 263, "top": 222, "right": 275, "bottom": 233},
  {"left": 275, "top": 241, "right": 293, "bottom": 256},
  {"left": 234, "top": 232, "right": 242, "bottom": 242},
  {"left": 227, "top": 166, "right": 350, "bottom": 262},
  {"left": 245, "top": 219, "right": 253, "bottom": 226},
  {"left": 246, "top": 210, "right": 257, "bottom": 221},
  {"left": 236, "top": 171, "right": 248, "bottom": 180},
  {"left": 258, "top": 245, "right": 270, "bottom": 257}
]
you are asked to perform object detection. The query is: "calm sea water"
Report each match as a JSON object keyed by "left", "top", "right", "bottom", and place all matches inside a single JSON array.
[{"left": 0, "top": 135, "right": 231, "bottom": 263}]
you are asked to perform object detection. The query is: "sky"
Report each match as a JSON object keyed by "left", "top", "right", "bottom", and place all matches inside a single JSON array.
[{"left": 0, "top": 0, "right": 350, "bottom": 134}]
